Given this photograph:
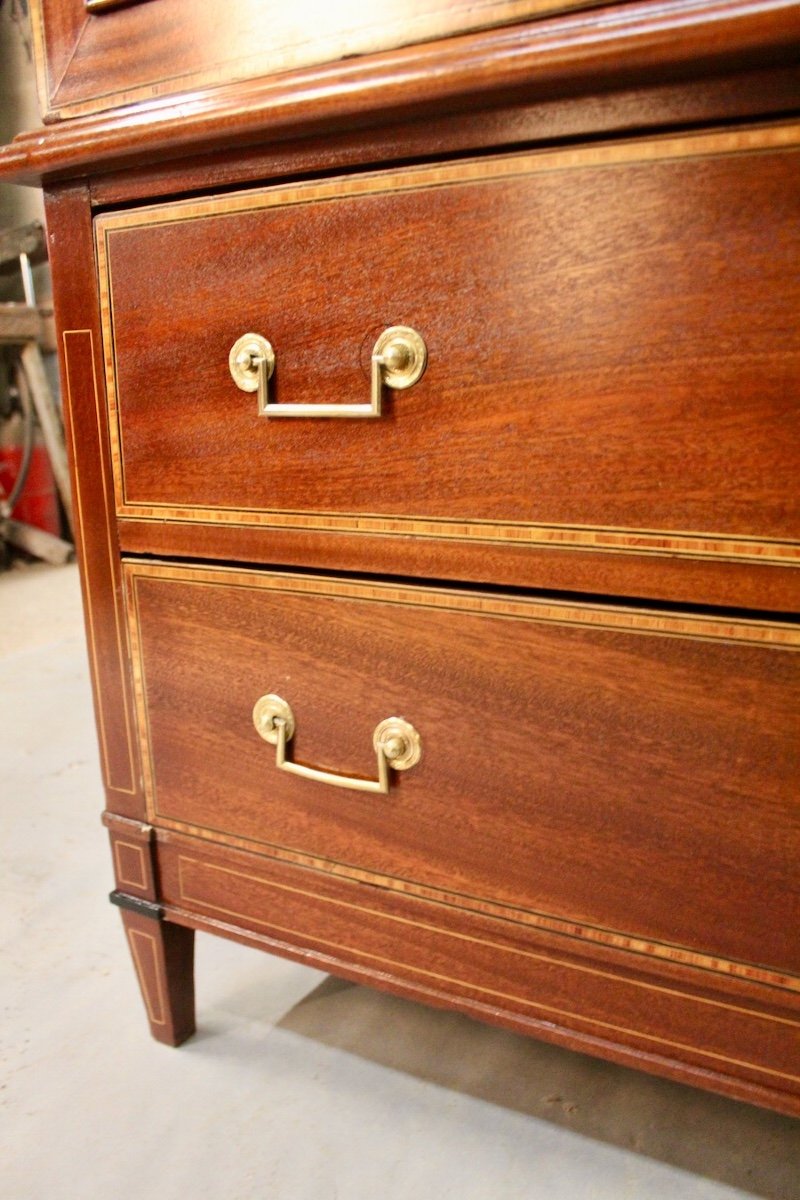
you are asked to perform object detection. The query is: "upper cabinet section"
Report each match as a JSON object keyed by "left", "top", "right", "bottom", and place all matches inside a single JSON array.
[
  {"left": 30, "top": 0, "right": 613, "bottom": 122},
  {"left": 3, "top": 0, "right": 798, "bottom": 188}
]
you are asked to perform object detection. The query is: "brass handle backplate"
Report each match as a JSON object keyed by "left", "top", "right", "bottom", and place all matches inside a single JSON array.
[
  {"left": 252, "top": 693, "right": 422, "bottom": 794},
  {"left": 229, "top": 333, "right": 276, "bottom": 415},
  {"left": 229, "top": 326, "right": 426, "bottom": 418}
]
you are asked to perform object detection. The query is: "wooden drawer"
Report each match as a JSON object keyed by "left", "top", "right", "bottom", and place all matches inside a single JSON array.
[
  {"left": 154, "top": 832, "right": 800, "bottom": 1108},
  {"left": 99, "top": 125, "right": 800, "bottom": 572},
  {"left": 124, "top": 560, "right": 800, "bottom": 981}
]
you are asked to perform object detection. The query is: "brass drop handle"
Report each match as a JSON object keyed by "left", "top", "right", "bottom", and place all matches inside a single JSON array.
[
  {"left": 229, "top": 326, "right": 427, "bottom": 418},
  {"left": 252, "top": 694, "right": 422, "bottom": 794}
]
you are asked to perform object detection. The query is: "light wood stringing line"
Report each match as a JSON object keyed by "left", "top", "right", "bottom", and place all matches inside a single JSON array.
[
  {"left": 163, "top": 820, "right": 800, "bottom": 995},
  {"left": 177, "top": 857, "right": 800, "bottom": 1029},
  {"left": 96, "top": 121, "right": 800, "bottom": 235},
  {"left": 63, "top": 330, "right": 137, "bottom": 794},
  {"left": 113, "top": 840, "right": 148, "bottom": 890},
  {"left": 125, "top": 561, "right": 800, "bottom": 648},
  {"left": 126, "top": 928, "right": 166, "bottom": 1025},
  {"left": 27, "top": 0, "right": 56, "bottom": 121},
  {"left": 178, "top": 856, "right": 800, "bottom": 1084},
  {"left": 123, "top": 561, "right": 800, "bottom": 994},
  {"left": 129, "top": 572, "right": 158, "bottom": 818},
  {"left": 115, "top": 507, "right": 800, "bottom": 565},
  {"left": 82, "top": 328, "right": 138, "bottom": 793},
  {"left": 96, "top": 124, "right": 800, "bottom": 565}
]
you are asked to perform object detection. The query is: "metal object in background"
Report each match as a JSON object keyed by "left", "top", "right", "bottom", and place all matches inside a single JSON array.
[{"left": 0, "top": 221, "right": 73, "bottom": 565}]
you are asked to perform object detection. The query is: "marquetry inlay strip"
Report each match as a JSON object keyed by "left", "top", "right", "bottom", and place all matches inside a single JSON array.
[
  {"left": 123, "top": 560, "right": 800, "bottom": 997},
  {"left": 165, "top": 822, "right": 800, "bottom": 997},
  {"left": 96, "top": 123, "right": 800, "bottom": 568},
  {"left": 117, "top": 508, "right": 800, "bottom": 566},
  {"left": 126, "top": 928, "right": 166, "bottom": 1025},
  {"left": 126, "top": 560, "right": 800, "bottom": 648},
  {"left": 62, "top": 329, "right": 137, "bottom": 795},
  {"left": 177, "top": 856, "right": 800, "bottom": 1084},
  {"left": 97, "top": 121, "right": 800, "bottom": 240},
  {"left": 113, "top": 840, "right": 148, "bottom": 890}
]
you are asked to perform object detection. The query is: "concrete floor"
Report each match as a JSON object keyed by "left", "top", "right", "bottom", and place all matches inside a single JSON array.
[{"left": 1, "top": 562, "right": 798, "bottom": 1200}]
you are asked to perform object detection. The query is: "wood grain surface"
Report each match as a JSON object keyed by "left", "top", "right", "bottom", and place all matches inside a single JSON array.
[
  {"left": 23, "top": 1, "right": 800, "bottom": 1113},
  {"left": 118, "top": 909, "right": 196, "bottom": 1046},
  {"left": 85, "top": 64, "right": 800, "bottom": 209},
  {"left": 32, "top": 0, "right": 605, "bottom": 121},
  {"left": 106, "top": 813, "right": 157, "bottom": 899},
  {"left": 4, "top": 0, "right": 800, "bottom": 182},
  {"left": 125, "top": 561, "right": 800, "bottom": 977},
  {"left": 99, "top": 127, "right": 800, "bottom": 563},
  {"left": 114, "top": 515, "right": 800, "bottom": 612},
  {"left": 44, "top": 184, "right": 145, "bottom": 819},
  {"left": 154, "top": 829, "right": 800, "bottom": 1115}
]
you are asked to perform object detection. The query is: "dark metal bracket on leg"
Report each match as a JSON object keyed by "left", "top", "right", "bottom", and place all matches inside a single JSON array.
[{"left": 109, "top": 889, "right": 164, "bottom": 920}]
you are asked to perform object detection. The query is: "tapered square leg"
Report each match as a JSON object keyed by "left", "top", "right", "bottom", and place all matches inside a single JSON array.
[
  {"left": 118, "top": 908, "right": 196, "bottom": 1046},
  {"left": 104, "top": 816, "right": 196, "bottom": 1045}
]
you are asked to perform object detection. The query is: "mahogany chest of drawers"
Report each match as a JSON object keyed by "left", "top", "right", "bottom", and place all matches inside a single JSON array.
[{"left": 2, "top": 0, "right": 799, "bottom": 1118}]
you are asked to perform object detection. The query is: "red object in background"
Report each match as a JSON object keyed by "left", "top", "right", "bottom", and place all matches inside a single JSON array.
[{"left": 0, "top": 434, "right": 60, "bottom": 537}]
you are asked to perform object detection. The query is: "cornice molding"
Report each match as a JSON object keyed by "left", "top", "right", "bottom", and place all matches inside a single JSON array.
[{"left": 2, "top": 0, "right": 799, "bottom": 185}]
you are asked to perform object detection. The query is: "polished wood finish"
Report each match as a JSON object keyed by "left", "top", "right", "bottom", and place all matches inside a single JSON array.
[
  {"left": 88, "top": 64, "right": 800, "bottom": 208},
  {"left": 126, "top": 561, "right": 800, "bottom": 976},
  {"left": 105, "top": 812, "right": 158, "bottom": 900},
  {"left": 45, "top": 184, "right": 144, "bottom": 819},
  {"left": 32, "top": 0, "right": 603, "bottom": 121},
  {"left": 3, "top": 0, "right": 799, "bottom": 1118},
  {"left": 98, "top": 128, "right": 800, "bottom": 569},
  {"left": 104, "top": 811, "right": 196, "bottom": 1043},
  {"left": 118, "top": 910, "right": 196, "bottom": 1046},
  {"left": 6, "top": 0, "right": 800, "bottom": 184},
  {"left": 115, "top": 515, "right": 800, "bottom": 613},
  {"left": 154, "top": 831, "right": 800, "bottom": 1115}
]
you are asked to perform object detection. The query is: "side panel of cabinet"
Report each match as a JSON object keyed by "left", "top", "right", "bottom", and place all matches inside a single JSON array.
[{"left": 44, "top": 183, "right": 144, "bottom": 818}]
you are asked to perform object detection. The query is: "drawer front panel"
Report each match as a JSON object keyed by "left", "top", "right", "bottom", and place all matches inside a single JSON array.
[
  {"left": 99, "top": 126, "right": 800, "bottom": 563},
  {"left": 125, "top": 561, "right": 800, "bottom": 976},
  {"left": 157, "top": 838, "right": 800, "bottom": 1104}
]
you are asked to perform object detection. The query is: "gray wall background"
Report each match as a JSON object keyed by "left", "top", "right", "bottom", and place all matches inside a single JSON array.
[{"left": 1, "top": 0, "right": 44, "bottom": 230}]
